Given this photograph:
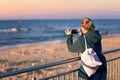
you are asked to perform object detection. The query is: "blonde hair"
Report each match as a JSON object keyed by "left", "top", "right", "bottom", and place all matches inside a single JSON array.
[{"left": 81, "top": 18, "right": 95, "bottom": 31}]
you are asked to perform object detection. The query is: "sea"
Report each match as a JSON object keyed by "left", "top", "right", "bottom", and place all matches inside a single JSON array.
[{"left": 0, "top": 19, "right": 120, "bottom": 49}]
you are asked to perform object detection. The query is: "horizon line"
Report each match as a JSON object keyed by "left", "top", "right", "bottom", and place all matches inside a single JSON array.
[{"left": 0, "top": 18, "right": 120, "bottom": 20}]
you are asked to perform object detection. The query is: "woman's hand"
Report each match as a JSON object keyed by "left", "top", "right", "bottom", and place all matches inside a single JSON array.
[
  {"left": 77, "top": 28, "right": 83, "bottom": 36},
  {"left": 65, "top": 29, "right": 72, "bottom": 35}
]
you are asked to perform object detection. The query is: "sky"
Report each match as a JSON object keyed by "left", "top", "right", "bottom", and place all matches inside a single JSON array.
[{"left": 0, "top": 0, "right": 120, "bottom": 20}]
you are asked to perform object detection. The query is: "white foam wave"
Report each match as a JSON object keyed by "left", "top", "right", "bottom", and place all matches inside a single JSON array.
[
  {"left": 0, "top": 28, "right": 17, "bottom": 33},
  {"left": 0, "top": 27, "right": 31, "bottom": 33}
]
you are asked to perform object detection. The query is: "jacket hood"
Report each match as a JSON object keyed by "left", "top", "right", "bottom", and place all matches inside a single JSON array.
[{"left": 85, "top": 30, "right": 101, "bottom": 43}]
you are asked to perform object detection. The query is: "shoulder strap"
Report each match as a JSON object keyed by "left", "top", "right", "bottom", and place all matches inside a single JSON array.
[
  {"left": 83, "top": 35, "right": 88, "bottom": 50},
  {"left": 83, "top": 35, "right": 91, "bottom": 50}
]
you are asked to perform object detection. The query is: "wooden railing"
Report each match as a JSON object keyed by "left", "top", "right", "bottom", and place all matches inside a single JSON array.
[{"left": 0, "top": 48, "right": 120, "bottom": 80}]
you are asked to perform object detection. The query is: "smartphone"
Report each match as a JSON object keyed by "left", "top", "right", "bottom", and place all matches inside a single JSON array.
[{"left": 72, "top": 29, "right": 78, "bottom": 34}]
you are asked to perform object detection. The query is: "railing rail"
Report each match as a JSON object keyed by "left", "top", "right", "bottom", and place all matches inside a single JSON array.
[
  {"left": 0, "top": 48, "right": 120, "bottom": 79},
  {"left": 0, "top": 56, "right": 80, "bottom": 78}
]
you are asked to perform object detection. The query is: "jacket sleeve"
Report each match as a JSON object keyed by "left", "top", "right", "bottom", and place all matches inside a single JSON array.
[{"left": 67, "top": 35, "right": 85, "bottom": 53}]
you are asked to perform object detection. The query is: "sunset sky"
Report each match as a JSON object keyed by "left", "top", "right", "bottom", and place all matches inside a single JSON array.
[{"left": 0, "top": 0, "right": 120, "bottom": 20}]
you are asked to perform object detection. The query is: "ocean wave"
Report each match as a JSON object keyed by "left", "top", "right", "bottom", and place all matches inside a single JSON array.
[{"left": 0, "top": 27, "right": 31, "bottom": 33}]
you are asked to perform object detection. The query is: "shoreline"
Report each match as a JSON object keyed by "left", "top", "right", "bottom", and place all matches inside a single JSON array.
[
  {"left": 0, "top": 34, "right": 120, "bottom": 50},
  {"left": 0, "top": 39, "right": 65, "bottom": 50}
]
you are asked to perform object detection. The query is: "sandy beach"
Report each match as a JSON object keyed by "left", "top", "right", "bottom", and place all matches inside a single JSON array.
[{"left": 0, "top": 36, "right": 120, "bottom": 79}]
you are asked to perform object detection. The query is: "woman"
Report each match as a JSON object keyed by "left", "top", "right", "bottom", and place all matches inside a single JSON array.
[{"left": 65, "top": 18, "right": 107, "bottom": 80}]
